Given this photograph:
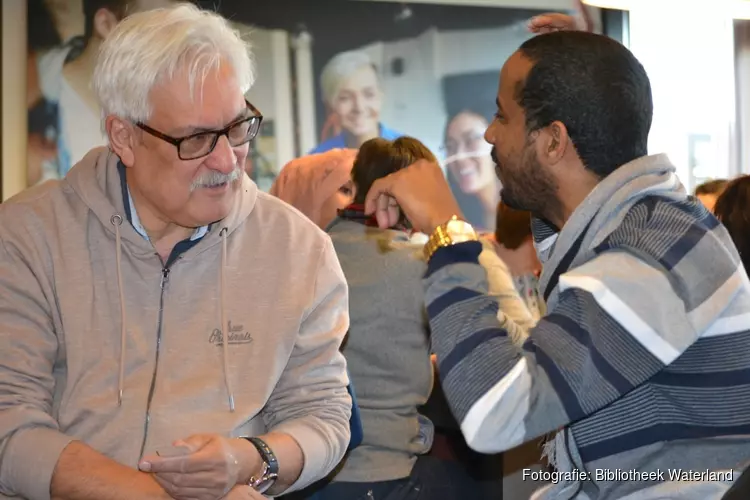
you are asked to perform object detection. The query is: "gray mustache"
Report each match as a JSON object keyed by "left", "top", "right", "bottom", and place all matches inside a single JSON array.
[{"left": 190, "top": 167, "right": 241, "bottom": 192}]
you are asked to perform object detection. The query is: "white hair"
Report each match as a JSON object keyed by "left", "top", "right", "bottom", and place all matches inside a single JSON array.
[
  {"left": 92, "top": 3, "right": 254, "bottom": 125},
  {"left": 319, "top": 50, "right": 378, "bottom": 106}
]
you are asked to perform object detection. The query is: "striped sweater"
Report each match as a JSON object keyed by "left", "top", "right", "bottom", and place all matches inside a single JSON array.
[{"left": 426, "top": 154, "right": 750, "bottom": 499}]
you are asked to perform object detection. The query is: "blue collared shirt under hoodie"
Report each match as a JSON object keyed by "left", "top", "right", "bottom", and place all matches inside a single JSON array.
[{"left": 116, "top": 162, "right": 207, "bottom": 264}]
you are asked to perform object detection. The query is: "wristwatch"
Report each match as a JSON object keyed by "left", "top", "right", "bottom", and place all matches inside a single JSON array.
[
  {"left": 423, "top": 215, "right": 479, "bottom": 261},
  {"left": 243, "top": 437, "right": 279, "bottom": 494}
]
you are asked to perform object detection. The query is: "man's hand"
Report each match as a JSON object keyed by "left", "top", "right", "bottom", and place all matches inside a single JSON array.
[
  {"left": 528, "top": 1, "right": 593, "bottom": 33},
  {"left": 140, "top": 434, "right": 260, "bottom": 500},
  {"left": 221, "top": 486, "right": 265, "bottom": 500},
  {"left": 364, "top": 159, "right": 463, "bottom": 234},
  {"left": 528, "top": 13, "right": 583, "bottom": 33},
  {"left": 50, "top": 441, "right": 172, "bottom": 500}
]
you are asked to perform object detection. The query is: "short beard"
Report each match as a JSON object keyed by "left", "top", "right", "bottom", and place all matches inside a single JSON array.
[{"left": 500, "top": 145, "right": 560, "bottom": 221}]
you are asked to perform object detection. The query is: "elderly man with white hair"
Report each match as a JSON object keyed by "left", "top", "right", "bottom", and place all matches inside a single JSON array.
[
  {"left": 0, "top": 5, "right": 351, "bottom": 500},
  {"left": 311, "top": 50, "right": 403, "bottom": 154}
]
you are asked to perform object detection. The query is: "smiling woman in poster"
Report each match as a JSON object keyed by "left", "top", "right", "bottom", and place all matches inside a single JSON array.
[
  {"left": 311, "top": 50, "right": 403, "bottom": 153},
  {"left": 443, "top": 110, "right": 501, "bottom": 231}
]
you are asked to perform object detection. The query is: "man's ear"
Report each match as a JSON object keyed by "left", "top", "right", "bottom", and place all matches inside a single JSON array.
[
  {"left": 538, "top": 120, "right": 569, "bottom": 165},
  {"left": 106, "top": 116, "right": 137, "bottom": 167},
  {"left": 93, "top": 8, "right": 120, "bottom": 39}
]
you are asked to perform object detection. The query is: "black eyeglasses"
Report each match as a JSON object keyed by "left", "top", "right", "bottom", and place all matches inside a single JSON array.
[{"left": 136, "top": 100, "right": 263, "bottom": 160}]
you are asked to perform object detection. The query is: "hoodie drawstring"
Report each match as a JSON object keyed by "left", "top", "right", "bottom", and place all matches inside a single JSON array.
[
  {"left": 110, "top": 215, "right": 127, "bottom": 407},
  {"left": 109, "top": 217, "right": 235, "bottom": 412},
  {"left": 219, "top": 227, "right": 235, "bottom": 412}
]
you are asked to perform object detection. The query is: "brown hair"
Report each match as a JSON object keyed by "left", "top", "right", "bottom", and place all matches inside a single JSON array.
[
  {"left": 494, "top": 201, "right": 533, "bottom": 250},
  {"left": 695, "top": 179, "right": 729, "bottom": 196},
  {"left": 713, "top": 175, "right": 750, "bottom": 274},
  {"left": 351, "top": 136, "right": 437, "bottom": 205}
]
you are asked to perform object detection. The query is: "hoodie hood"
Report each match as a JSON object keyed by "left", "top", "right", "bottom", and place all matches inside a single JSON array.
[{"left": 65, "top": 147, "right": 259, "bottom": 254}]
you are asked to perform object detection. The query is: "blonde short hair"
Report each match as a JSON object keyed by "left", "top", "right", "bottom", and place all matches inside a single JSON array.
[{"left": 319, "top": 50, "right": 378, "bottom": 105}]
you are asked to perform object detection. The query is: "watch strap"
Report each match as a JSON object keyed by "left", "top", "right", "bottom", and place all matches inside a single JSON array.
[
  {"left": 423, "top": 215, "right": 477, "bottom": 261},
  {"left": 424, "top": 222, "right": 451, "bottom": 261},
  {"left": 243, "top": 437, "right": 279, "bottom": 493}
]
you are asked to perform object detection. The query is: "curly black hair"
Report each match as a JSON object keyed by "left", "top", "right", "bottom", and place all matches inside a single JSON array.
[{"left": 517, "top": 31, "right": 653, "bottom": 178}]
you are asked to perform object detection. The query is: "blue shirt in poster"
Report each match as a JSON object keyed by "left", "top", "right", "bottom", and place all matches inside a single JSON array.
[{"left": 309, "top": 123, "right": 403, "bottom": 154}]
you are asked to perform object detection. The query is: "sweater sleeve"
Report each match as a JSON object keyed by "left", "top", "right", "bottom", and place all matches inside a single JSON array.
[
  {"left": 0, "top": 237, "right": 75, "bottom": 500},
  {"left": 425, "top": 241, "right": 701, "bottom": 453},
  {"left": 261, "top": 236, "right": 351, "bottom": 493}
]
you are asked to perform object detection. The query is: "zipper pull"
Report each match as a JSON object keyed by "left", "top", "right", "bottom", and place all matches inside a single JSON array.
[{"left": 160, "top": 268, "right": 170, "bottom": 289}]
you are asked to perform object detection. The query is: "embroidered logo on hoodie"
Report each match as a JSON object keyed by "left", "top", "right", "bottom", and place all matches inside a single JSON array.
[{"left": 209, "top": 321, "right": 253, "bottom": 346}]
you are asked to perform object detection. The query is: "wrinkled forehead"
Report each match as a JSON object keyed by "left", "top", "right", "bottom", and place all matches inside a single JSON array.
[{"left": 149, "top": 63, "right": 246, "bottom": 131}]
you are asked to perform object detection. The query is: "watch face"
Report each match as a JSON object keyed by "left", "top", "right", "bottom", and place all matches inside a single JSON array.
[{"left": 445, "top": 219, "right": 477, "bottom": 243}]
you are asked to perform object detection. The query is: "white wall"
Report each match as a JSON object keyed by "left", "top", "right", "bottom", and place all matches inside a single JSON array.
[
  {"left": 270, "top": 30, "right": 295, "bottom": 170},
  {"left": 359, "top": 30, "right": 445, "bottom": 160},
  {"left": 232, "top": 23, "right": 295, "bottom": 188},
  {"left": 241, "top": 25, "right": 277, "bottom": 121},
  {"left": 438, "top": 23, "right": 530, "bottom": 76},
  {"left": 628, "top": 3, "right": 736, "bottom": 189},
  {"left": 735, "top": 21, "right": 750, "bottom": 175},
  {"left": 293, "top": 31, "right": 317, "bottom": 156}
]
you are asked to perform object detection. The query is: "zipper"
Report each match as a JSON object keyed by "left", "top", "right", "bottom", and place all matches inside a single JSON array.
[{"left": 138, "top": 266, "right": 170, "bottom": 459}]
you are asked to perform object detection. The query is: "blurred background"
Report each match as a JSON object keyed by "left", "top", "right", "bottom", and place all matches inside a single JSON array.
[{"left": 2, "top": 0, "right": 748, "bottom": 230}]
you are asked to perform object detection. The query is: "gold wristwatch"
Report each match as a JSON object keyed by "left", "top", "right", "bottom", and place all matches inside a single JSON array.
[{"left": 423, "top": 215, "right": 479, "bottom": 261}]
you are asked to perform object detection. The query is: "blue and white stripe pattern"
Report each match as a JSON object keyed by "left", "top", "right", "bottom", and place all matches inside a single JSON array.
[{"left": 425, "top": 155, "right": 750, "bottom": 499}]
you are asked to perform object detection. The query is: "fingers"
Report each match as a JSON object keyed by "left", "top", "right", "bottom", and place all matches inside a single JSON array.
[
  {"left": 530, "top": 26, "right": 557, "bottom": 34},
  {"left": 180, "top": 434, "right": 213, "bottom": 452},
  {"left": 154, "top": 451, "right": 226, "bottom": 474},
  {"left": 364, "top": 175, "right": 397, "bottom": 217},
  {"left": 319, "top": 165, "right": 353, "bottom": 201},
  {"left": 144, "top": 445, "right": 212, "bottom": 474},
  {"left": 142, "top": 454, "right": 192, "bottom": 474},
  {"left": 373, "top": 193, "right": 400, "bottom": 229},
  {"left": 144, "top": 435, "right": 239, "bottom": 500},
  {"left": 222, "top": 486, "right": 264, "bottom": 500},
  {"left": 528, "top": 13, "right": 577, "bottom": 33},
  {"left": 154, "top": 470, "right": 227, "bottom": 489},
  {"left": 153, "top": 475, "right": 219, "bottom": 500},
  {"left": 528, "top": 14, "right": 556, "bottom": 31}
]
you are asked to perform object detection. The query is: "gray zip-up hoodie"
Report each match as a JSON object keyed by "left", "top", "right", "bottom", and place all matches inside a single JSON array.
[{"left": 0, "top": 148, "right": 352, "bottom": 500}]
